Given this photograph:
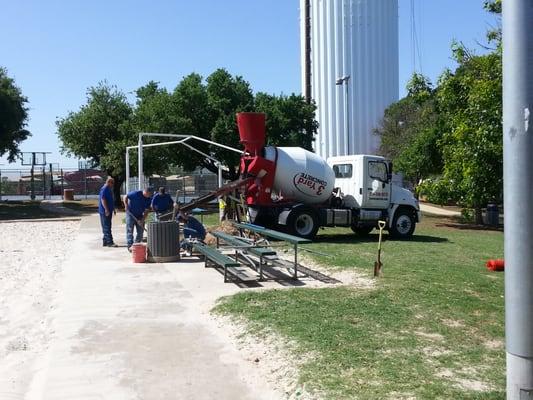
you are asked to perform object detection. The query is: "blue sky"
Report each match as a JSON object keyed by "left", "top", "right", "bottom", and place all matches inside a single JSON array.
[{"left": 0, "top": 0, "right": 498, "bottom": 167}]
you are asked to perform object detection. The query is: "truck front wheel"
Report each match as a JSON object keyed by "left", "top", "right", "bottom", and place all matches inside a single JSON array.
[
  {"left": 287, "top": 208, "right": 319, "bottom": 240},
  {"left": 389, "top": 207, "right": 416, "bottom": 239}
]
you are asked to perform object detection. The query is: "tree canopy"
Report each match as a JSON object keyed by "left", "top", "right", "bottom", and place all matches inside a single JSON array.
[
  {"left": 0, "top": 67, "right": 30, "bottom": 162},
  {"left": 56, "top": 82, "right": 133, "bottom": 202},
  {"left": 375, "top": 0, "right": 502, "bottom": 223},
  {"left": 56, "top": 69, "right": 317, "bottom": 197}
]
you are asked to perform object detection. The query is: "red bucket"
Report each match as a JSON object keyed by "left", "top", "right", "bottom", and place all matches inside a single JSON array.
[
  {"left": 486, "top": 259, "right": 504, "bottom": 271},
  {"left": 132, "top": 243, "right": 147, "bottom": 263},
  {"left": 236, "top": 112, "right": 266, "bottom": 155}
]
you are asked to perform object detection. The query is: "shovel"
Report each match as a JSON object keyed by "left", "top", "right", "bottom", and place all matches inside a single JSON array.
[
  {"left": 126, "top": 210, "right": 148, "bottom": 233},
  {"left": 374, "top": 220, "right": 387, "bottom": 277}
]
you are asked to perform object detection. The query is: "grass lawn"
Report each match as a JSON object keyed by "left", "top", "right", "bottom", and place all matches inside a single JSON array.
[
  {"left": 62, "top": 199, "right": 99, "bottom": 214},
  {"left": 0, "top": 201, "right": 60, "bottom": 220},
  {"left": 214, "top": 215, "right": 505, "bottom": 399}
]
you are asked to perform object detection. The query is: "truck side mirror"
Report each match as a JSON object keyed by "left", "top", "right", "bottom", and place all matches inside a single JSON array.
[{"left": 387, "top": 162, "right": 393, "bottom": 182}]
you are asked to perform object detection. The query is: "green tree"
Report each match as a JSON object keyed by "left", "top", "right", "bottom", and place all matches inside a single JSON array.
[
  {"left": 255, "top": 92, "right": 317, "bottom": 151},
  {"left": 375, "top": 73, "right": 442, "bottom": 188},
  {"left": 56, "top": 82, "right": 133, "bottom": 204},
  {"left": 428, "top": 47, "right": 502, "bottom": 223},
  {"left": 0, "top": 67, "right": 30, "bottom": 162},
  {"left": 57, "top": 70, "right": 318, "bottom": 200}
]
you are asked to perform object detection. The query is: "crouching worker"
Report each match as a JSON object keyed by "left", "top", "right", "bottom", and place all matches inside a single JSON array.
[
  {"left": 123, "top": 187, "right": 153, "bottom": 252},
  {"left": 177, "top": 213, "right": 206, "bottom": 255},
  {"left": 151, "top": 187, "right": 174, "bottom": 221}
]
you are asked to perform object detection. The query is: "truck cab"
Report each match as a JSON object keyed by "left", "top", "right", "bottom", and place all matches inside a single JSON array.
[{"left": 328, "top": 155, "right": 422, "bottom": 238}]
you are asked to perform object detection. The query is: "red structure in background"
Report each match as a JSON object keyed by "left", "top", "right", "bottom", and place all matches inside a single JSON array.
[
  {"left": 237, "top": 113, "right": 277, "bottom": 206},
  {"left": 62, "top": 169, "right": 106, "bottom": 194}
]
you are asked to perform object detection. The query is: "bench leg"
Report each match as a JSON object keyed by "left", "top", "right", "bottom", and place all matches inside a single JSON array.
[
  {"left": 224, "top": 265, "right": 227, "bottom": 282},
  {"left": 259, "top": 256, "right": 264, "bottom": 281},
  {"left": 293, "top": 244, "right": 298, "bottom": 280}
]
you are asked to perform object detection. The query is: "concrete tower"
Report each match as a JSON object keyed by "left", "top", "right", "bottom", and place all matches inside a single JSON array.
[{"left": 300, "top": 0, "right": 399, "bottom": 158}]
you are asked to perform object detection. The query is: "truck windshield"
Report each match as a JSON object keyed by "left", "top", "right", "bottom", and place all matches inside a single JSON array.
[
  {"left": 368, "top": 161, "right": 388, "bottom": 182},
  {"left": 333, "top": 164, "right": 352, "bottom": 178}
]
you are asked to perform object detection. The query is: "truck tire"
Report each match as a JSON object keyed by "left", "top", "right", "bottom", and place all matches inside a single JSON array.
[
  {"left": 351, "top": 225, "right": 373, "bottom": 236},
  {"left": 287, "top": 208, "right": 319, "bottom": 240},
  {"left": 389, "top": 207, "right": 416, "bottom": 239}
]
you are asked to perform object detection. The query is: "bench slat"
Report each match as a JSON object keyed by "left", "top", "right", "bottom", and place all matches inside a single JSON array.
[
  {"left": 193, "top": 243, "right": 258, "bottom": 282},
  {"left": 212, "top": 231, "right": 277, "bottom": 257},
  {"left": 232, "top": 223, "right": 311, "bottom": 244}
]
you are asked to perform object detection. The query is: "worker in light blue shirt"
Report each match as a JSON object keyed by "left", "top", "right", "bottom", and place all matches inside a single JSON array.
[
  {"left": 151, "top": 187, "right": 174, "bottom": 221},
  {"left": 123, "top": 187, "right": 153, "bottom": 251},
  {"left": 98, "top": 177, "right": 117, "bottom": 247}
]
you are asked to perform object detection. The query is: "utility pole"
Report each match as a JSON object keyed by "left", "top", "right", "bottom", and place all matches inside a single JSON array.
[
  {"left": 503, "top": 1, "right": 533, "bottom": 398},
  {"left": 336, "top": 75, "right": 351, "bottom": 155}
]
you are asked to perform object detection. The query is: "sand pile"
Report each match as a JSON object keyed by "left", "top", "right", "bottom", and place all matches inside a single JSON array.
[{"left": 204, "top": 220, "right": 241, "bottom": 245}]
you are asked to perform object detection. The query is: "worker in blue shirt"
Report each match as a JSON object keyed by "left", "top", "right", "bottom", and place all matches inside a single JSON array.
[
  {"left": 177, "top": 212, "right": 206, "bottom": 254},
  {"left": 151, "top": 187, "right": 174, "bottom": 220},
  {"left": 98, "top": 177, "right": 117, "bottom": 247},
  {"left": 123, "top": 187, "right": 153, "bottom": 251}
]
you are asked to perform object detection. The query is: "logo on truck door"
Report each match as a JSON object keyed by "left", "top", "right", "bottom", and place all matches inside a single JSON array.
[{"left": 293, "top": 173, "right": 327, "bottom": 197}]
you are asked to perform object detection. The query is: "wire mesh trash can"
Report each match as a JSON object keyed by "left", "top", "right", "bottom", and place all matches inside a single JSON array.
[
  {"left": 147, "top": 221, "right": 180, "bottom": 262},
  {"left": 486, "top": 203, "right": 499, "bottom": 227}
]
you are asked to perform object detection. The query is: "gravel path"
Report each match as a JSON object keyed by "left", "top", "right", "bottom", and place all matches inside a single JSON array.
[{"left": 0, "top": 220, "right": 79, "bottom": 399}]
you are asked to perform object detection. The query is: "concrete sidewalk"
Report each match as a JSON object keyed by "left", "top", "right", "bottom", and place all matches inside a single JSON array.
[
  {"left": 419, "top": 203, "right": 461, "bottom": 217},
  {"left": 26, "top": 214, "right": 282, "bottom": 400}
]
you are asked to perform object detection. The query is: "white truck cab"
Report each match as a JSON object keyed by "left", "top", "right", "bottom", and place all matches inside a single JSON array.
[{"left": 328, "top": 155, "right": 422, "bottom": 238}]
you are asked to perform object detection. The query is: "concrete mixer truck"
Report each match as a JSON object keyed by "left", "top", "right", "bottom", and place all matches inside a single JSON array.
[{"left": 235, "top": 112, "right": 421, "bottom": 240}]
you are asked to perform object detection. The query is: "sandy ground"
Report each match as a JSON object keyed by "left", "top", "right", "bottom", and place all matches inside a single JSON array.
[
  {"left": 0, "top": 220, "right": 80, "bottom": 400},
  {"left": 0, "top": 214, "right": 357, "bottom": 399}
]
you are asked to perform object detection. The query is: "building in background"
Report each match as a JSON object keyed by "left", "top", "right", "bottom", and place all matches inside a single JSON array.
[{"left": 300, "top": 0, "right": 399, "bottom": 158}]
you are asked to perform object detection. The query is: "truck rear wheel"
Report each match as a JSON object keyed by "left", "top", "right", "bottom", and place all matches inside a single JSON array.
[
  {"left": 389, "top": 207, "right": 416, "bottom": 239},
  {"left": 287, "top": 208, "right": 319, "bottom": 240}
]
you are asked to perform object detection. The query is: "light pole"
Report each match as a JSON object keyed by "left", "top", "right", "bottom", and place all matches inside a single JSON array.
[
  {"left": 336, "top": 75, "right": 351, "bottom": 155},
  {"left": 503, "top": 0, "right": 533, "bottom": 398}
]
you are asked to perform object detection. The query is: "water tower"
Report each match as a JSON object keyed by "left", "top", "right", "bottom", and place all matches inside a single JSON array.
[{"left": 300, "top": 0, "right": 399, "bottom": 158}]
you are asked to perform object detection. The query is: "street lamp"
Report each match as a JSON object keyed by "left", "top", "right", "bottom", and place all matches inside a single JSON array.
[{"left": 336, "top": 75, "right": 351, "bottom": 155}]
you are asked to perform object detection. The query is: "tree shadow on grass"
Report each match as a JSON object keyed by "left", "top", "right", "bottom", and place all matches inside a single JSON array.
[
  {"left": 314, "top": 233, "right": 448, "bottom": 244},
  {"left": 435, "top": 222, "right": 503, "bottom": 232}
]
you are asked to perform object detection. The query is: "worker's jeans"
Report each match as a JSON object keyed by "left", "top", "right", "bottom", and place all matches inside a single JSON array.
[
  {"left": 126, "top": 213, "right": 144, "bottom": 248},
  {"left": 99, "top": 213, "right": 113, "bottom": 245}
]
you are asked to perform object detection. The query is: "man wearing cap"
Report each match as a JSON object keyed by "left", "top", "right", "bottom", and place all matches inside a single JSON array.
[
  {"left": 123, "top": 187, "right": 153, "bottom": 251},
  {"left": 151, "top": 187, "right": 174, "bottom": 221},
  {"left": 177, "top": 212, "right": 206, "bottom": 255},
  {"left": 98, "top": 177, "right": 117, "bottom": 247}
]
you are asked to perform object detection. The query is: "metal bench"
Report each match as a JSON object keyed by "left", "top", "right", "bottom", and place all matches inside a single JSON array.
[
  {"left": 232, "top": 222, "right": 311, "bottom": 279},
  {"left": 211, "top": 231, "right": 277, "bottom": 280},
  {"left": 193, "top": 242, "right": 257, "bottom": 282}
]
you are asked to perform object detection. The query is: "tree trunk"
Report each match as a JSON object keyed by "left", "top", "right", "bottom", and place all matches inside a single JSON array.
[
  {"left": 474, "top": 207, "right": 483, "bottom": 225},
  {"left": 112, "top": 175, "right": 125, "bottom": 208}
]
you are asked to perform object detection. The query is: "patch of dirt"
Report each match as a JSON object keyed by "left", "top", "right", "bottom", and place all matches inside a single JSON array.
[
  {"left": 422, "top": 346, "right": 452, "bottom": 357},
  {"left": 435, "top": 366, "right": 493, "bottom": 392},
  {"left": 441, "top": 318, "right": 464, "bottom": 328},
  {"left": 414, "top": 330, "right": 445, "bottom": 342},
  {"left": 484, "top": 339, "right": 504, "bottom": 350},
  {"left": 297, "top": 255, "right": 375, "bottom": 289},
  {"left": 213, "top": 315, "right": 322, "bottom": 400}
]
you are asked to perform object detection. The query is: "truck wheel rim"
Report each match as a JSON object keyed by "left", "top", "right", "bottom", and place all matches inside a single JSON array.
[
  {"left": 295, "top": 214, "right": 313, "bottom": 236},
  {"left": 396, "top": 215, "right": 412, "bottom": 235}
]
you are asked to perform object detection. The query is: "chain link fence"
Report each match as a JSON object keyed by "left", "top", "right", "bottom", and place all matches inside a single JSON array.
[{"left": 0, "top": 166, "right": 221, "bottom": 202}]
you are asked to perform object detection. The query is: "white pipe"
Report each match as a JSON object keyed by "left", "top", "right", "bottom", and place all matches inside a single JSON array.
[
  {"left": 125, "top": 148, "right": 130, "bottom": 195},
  {"left": 218, "top": 162, "right": 224, "bottom": 221},
  {"left": 138, "top": 134, "right": 143, "bottom": 190},
  {"left": 139, "top": 133, "right": 243, "bottom": 154}
]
